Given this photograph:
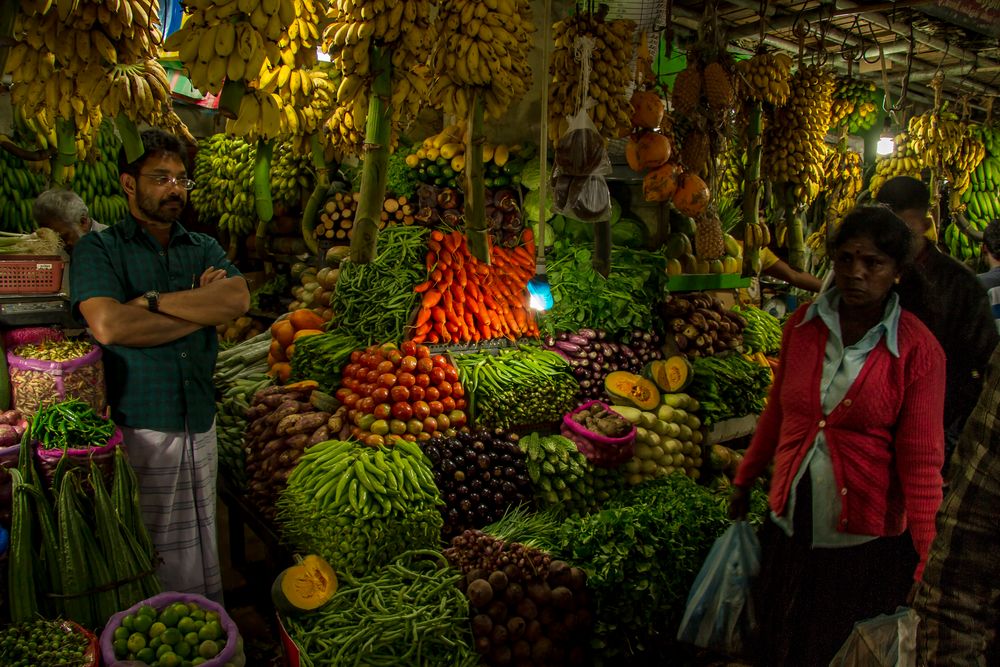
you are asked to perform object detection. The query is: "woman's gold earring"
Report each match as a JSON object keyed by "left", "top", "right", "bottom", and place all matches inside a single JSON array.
[{"left": 894, "top": 276, "right": 901, "bottom": 284}]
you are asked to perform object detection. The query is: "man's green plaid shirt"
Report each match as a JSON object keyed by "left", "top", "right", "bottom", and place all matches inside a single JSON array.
[{"left": 70, "top": 214, "right": 240, "bottom": 433}]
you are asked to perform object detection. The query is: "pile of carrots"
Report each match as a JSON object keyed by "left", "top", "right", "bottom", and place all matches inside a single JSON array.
[
  {"left": 268, "top": 309, "right": 328, "bottom": 382},
  {"left": 409, "top": 229, "right": 540, "bottom": 344}
]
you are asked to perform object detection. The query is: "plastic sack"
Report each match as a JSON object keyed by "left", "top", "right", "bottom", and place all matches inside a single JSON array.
[
  {"left": 677, "top": 521, "right": 761, "bottom": 654},
  {"left": 829, "top": 608, "right": 919, "bottom": 667},
  {"left": 34, "top": 426, "right": 123, "bottom": 490},
  {"left": 100, "top": 592, "right": 246, "bottom": 667},
  {"left": 7, "top": 344, "right": 105, "bottom": 418},
  {"left": 550, "top": 105, "right": 612, "bottom": 223},
  {"left": 2, "top": 326, "right": 64, "bottom": 349},
  {"left": 561, "top": 399, "right": 635, "bottom": 468}
]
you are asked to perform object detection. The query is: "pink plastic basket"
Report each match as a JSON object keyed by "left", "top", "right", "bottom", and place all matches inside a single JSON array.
[{"left": 561, "top": 399, "right": 636, "bottom": 468}]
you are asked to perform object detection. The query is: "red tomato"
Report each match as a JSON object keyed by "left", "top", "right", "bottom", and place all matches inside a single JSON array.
[
  {"left": 412, "top": 401, "right": 431, "bottom": 420},
  {"left": 416, "top": 345, "right": 431, "bottom": 359},
  {"left": 371, "top": 387, "right": 390, "bottom": 403},
  {"left": 432, "top": 354, "right": 449, "bottom": 368},
  {"left": 391, "top": 402, "right": 413, "bottom": 421},
  {"left": 452, "top": 383, "right": 465, "bottom": 398},
  {"left": 430, "top": 367, "right": 446, "bottom": 384},
  {"left": 416, "top": 357, "right": 434, "bottom": 374},
  {"left": 424, "top": 386, "right": 440, "bottom": 402},
  {"left": 436, "top": 413, "right": 451, "bottom": 430},
  {"left": 406, "top": 419, "right": 424, "bottom": 435},
  {"left": 427, "top": 400, "right": 444, "bottom": 417},
  {"left": 444, "top": 366, "right": 459, "bottom": 383},
  {"left": 409, "top": 386, "right": 425, "bottom": 402},
  {"left": 402, "top": 433, "right": 418, "bottom": 442},
  {"left": 350, "top": 350, "right": 362, "bottom": 363},
  {"left": 350, "top": 426, "right": 362, "bottom": 439},
  {"left": 366, "top": 370, "right": 380, "bottom": 384},
  {"left": 376, "top": 360, "right": 395, "bottom": 374},
  {"left": 378, "top": 373, "right": 397, "bottom": 388},
  {"left": 343, "top": 363, "right": 359, "bottom": 378},
  {"left": 441, "top": 396, "right": 456, "bottom": 412},
  {"left": 373, "top": 403, "right": 392, "bottom": 420},
  {"left": 422, "top": 417, "right": 438, "bottom": 433},
  {"left": 399, "top": 356, "right": 418, "bottom": 373},
  {"left": 364, "top": 434, "right": 385, "bottom": 447},
  {"left": 343, "top": 393, "right": 360, "bottom": 408},
  {"left": 354, "top": 365, "right": 369, "bottom": 379},
  {"left": 437, "top": 381, "right": 453, "bottom": 398},
  {"left": 387, "top": 350, "right": 403, "bottom": 366},
  {"left": 416, "top": 431, "right": 432, "bottom": 441},
  {"left": 448, "top": 409, "right": 467, "bottom": 427},
  {"left": 357, "top": 383, "right": 373, "bottom": 397},
  {"left": 414, "top": 373, "right": 430, "bottom": 388},
  {"left": 335, "top": 387, "right": 352, "bottom": 402},
  {"left": 397, "top": 372, "right": 416, "bottom": 387},
  {"left": 357, "top": 396, "right": 376, "bottom": 413},
  {"left": 455, "top": 398, "right": 467, "bottom": 410},
  {"left": 390, "top": 385, "right": 410, "bottom": 402},
  {"left": 401, "top": 340, "right": 418, "bottom": 356}
]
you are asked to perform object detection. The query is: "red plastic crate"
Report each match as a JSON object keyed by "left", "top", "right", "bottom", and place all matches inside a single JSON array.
[{"left": 0, "top": 255, "right": 65, "bottom": 294}]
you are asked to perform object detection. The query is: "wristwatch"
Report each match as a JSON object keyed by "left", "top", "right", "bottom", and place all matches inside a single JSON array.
[{"left": 144, "top": 290, "right": 160, "bottom": 313}]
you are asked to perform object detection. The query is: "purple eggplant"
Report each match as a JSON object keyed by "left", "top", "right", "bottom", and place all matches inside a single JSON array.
[
  {"left": 544, "top": 335, "right": 556, "bottom": 347},
  {"left": 567, "top": 334, "right": 589, "bottom": 347},
  {"left": 554, "top": 340, "right": 583, "bottom": 355},
  {"left": 577, "top": 328, "right": 598, "bottom": 340}
]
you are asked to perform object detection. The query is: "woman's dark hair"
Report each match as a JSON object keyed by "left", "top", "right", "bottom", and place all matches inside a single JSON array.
[
  {"left": 829, "top": 205, "right": 914, "bottom": 268},
  {"left": 118, "top": 129, "right": 186, "bottom": 176}
]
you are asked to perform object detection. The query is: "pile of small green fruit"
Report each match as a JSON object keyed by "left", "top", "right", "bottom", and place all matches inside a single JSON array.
[{"left": 110, "top": 601, "right": 227, "bottom": 666}]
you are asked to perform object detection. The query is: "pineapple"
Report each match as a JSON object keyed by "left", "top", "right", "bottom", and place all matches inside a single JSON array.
[
  {"left": 703, "top": 62, "right": 735, "bottom": 110},
  {"left": 681, "top": 129, "right": 710, "bottom": 175},
  {"left": 695, "top": 213, "right": 726, "bottom": 260},
  {"left": 672, "top": 65, "right": 702, "bottom": 115}
]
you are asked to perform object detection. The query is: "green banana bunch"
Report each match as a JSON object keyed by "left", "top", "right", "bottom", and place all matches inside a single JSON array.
[
  {"left": 70, "top": 119, "right": 129, "bottom": 226},
  {"left": 943, "top": 221, "right": 981, "bottom": 263},
  {"left": 190, "top": 134, "right": 257, "bottom": 234},
  {"left": 215, "top": 375, "right": 272, "bottom": 489},
  {"left": 519, "top": 432, "right": 621, "bottom": 515},
  {"left": 270, "top": 141, "right": 315, "bottom": 211},
  {"left": 0, "top": 148, "right": 48, "bottom": 233},
  {"left": 829, "top": 76, "right": 879, "bottom": 133}
]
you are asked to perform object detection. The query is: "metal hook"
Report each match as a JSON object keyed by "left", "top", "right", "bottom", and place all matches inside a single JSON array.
[{"left": 861, "top": 20, "right": 881, "bottom": 65}]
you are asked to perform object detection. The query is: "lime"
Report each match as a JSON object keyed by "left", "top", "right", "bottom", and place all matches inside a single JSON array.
[
  {"left": 198, "top": 621, "right": 222, "bottom": 642},
  {"left": 189, "top": 609, "right": 206, "bottom": 622},
  {"left": 138, "top": 604, "right": 158, "bottom": 618},
  {"left": 150, "top": 621, "right": 167, "bottom": 638},
  {"left": 173, "top": 603, "right": 191, "bottom": 617},
  {"left": 159, "top": 651, "right": 181, "bottom": 667},
  {"left": 175, "top": 640, "right": 192, "bottom": 658},
  {"left": 113, "top": 626, "right": 130, "bottom": 642},
  {"left": 150, "top": 637, "right": 163, "bottom": 651},
  {"left": 136, "top": 647, "right": 156, "bottom": 663},
  {"left": 112, "top": 638, "right": 129, "bottom": 658},
  {"left": 127, "top": 633, "right": 147, "bottom": 654},
  {"left": 157, "top": 643, "right": 173, "bottom": 659},
  {"left": 181, "top": 661, "right": 195, "bottom": 667},
  {"left": 185, "top": 632, "right": 200, "bottom": 646},
  {"left": 191, "top": 659, "right": 207, "bottom": 666},
  {"left": 133, "top": 614, "right": 153, "bottom": 634},
  {"left": 187, "top": 602, "right": 200, "bottom": 613},
  {"left": 193, "top": 620, "right": 205, "bottom": 632},
  {"left": 198, "top": 639, "right": 220, "bottom": 659},
  {"left": 122, "top": 614, "right": 136, "bottom": 631},
  {"left": 159, "top": 609, "right": 180, "bottom": 628},
  {"left": 162, "top": 628, "right": 183, "bottom": 646},
  {"left": 177, "top": 617, "right": 197, "bottom": 634}
]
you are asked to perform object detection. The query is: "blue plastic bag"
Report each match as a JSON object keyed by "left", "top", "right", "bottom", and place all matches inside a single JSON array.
[
  {"left": 829, "top": 607, "right": 919, "bottom": 667},
  {"left": 677, "top": 521, "right": 761, "bottom": 654}
]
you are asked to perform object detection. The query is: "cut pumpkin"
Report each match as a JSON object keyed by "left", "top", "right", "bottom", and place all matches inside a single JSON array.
[
  {"left": 272, "top": 554, "right": 338, "bottom": 614},
  {"left": 644, "top": 356, "right": 693, "bottom": 393},
  {"left": 604, "top": 371, "right": 660, "bottom": 410}
]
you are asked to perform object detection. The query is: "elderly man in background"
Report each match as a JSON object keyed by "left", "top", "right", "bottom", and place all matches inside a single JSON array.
[{"left": 33, "top": 188, "right": 107, "bottom": 255}]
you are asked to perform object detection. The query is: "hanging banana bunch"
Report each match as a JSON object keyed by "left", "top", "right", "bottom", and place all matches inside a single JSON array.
[
  {"left": 734, "top": 51, "right": 793, "bottom": 107},
  {"left": 868, "top": 131, "right": 923, "bottom": 198},
  {"left": 828, "top": 76, "right": 879, "bottom": 133},
  {"left": 548, "top": 11, "right": 635, "bottom": 143},
  {"left": 322, "top": 0, "right": 437, "bottom": 156},
  {"left": 807, "top": 143, "right": 864, "bottom": 261},
  {"left": 190, "top": 134, "right": 258, "bottom": 236}
]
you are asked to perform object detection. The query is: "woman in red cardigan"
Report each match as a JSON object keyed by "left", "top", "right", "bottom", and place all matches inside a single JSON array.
[{"left": 729, "top": 206, "right": 947, "bottom": 666}]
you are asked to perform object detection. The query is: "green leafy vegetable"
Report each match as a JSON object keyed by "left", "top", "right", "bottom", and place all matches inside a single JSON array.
[{"left": 689, "top": 354, "right": 772, "bottom": 425}]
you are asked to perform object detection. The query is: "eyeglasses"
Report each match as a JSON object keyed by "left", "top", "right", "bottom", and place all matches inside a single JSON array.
[{"left": 138, "top": 173, "right": 196, "bottom": 190}]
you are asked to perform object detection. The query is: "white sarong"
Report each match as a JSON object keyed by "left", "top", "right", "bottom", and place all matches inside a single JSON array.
[{"left": 120, "top": 423, "right": 224, "bottom": 603}]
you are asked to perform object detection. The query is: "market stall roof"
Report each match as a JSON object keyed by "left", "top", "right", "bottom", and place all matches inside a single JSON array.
[{"left": 664, "top": 0, "right": 1000, "bottom": 118}]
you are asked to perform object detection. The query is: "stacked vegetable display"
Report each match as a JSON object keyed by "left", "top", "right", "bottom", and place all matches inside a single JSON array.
[
  {"left": 284, "top": 551, "right": 478, "bottom": 667},
  {"left": 0, "top": 619, "right": 96, "bottom": 666},
  {"left": 543, "top": 328, "right": 664, "bottom": 399},
  {"left": 689, "top": 354, "right": 772, "bottom": 425},
  {"left": 277, "top": 440, "right": 444, "bottom": 575},
  {"left": 267, "top": 310, "right": 330, "bottom": 384},
  {"left": 289, "top": 331, "right": 360, "bottom": 392},
  {"left": 421, "top": 430, "right": 533, "bottom": 538},
  {"left": 331, "top": 226, "right": 430, "bottom": 346},
  {"left": 334, "top": 341, "right": 468, "bottom": 447},
  {"left": 215, "top": 376, "right": 271, "bottom": 491},
  {"left": 108, "top": 600, "right": 229, "bottom": 664},
  {"left": 242, "top": 382, "right": 343, "bottom": 521},
  {"left": 453, "top": 347, "right": 579, "bottom": 430},
  {"left": 409, "top": 229, "right": 540, "bottom": 344},
  {"left": 611, "top": 392, "right": 705, "bottom": 484},
  {"left": 661, "top": 292, "right": 746, "bottom": 356},
  {"left": 519, "top": 433, "right": 623, "bottom": 515},
  {"left": 733, "top": 304, "right": 783, "bottom": 355},
  {"left": 445, "top": 530, "right": 592, "bottom": 667}
]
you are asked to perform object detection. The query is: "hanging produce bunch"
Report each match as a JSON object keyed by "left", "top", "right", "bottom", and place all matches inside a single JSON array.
[
  {"left": 951, "top": 123, "right": 1000, "bottom": 261},
  {"left": 733, "top": 50, "right": 793, "bottom": 107},
  {"left": 421, "top": 430, "right": 532, "bottom": 538},
  {"left": 277, "top": 439, "right": 445, "bottom": 574},
  {"left": 429, "top": 0, "right": 535, "bottom": 120},
  {"left": 270, "top": 141, "right": 316, "bottom": 211},
  {"left": 548, "top": 10, "right": 635, "bottom": 142},
  {"left": 190, "top": 134, "right": 257, "bottom": 236},
  {"left": 6, "top": 0, "right": 189, "bottom": 155},
  {"left": 806, "top": 142, "right": 864, "bottom": 262},
  {"left": 69, "top": 119, "right": 129, "bottom": 226},
  {"left": 323, "top": 0, "right": 435, "bottom": 153},
  {"left": 764, "top": 64, "right": 834, "bottom": 207},
  {"left": 828, "top": 76, "right": 879, "bottom": 133},
  {"left": 868, "top": 128, "right": 923, "bottom": 196},
  {"left": 0, "top": 149, "right": 48, "bottom": 233}
]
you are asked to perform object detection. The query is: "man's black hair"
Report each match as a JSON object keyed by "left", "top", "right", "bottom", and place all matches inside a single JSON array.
[
  {"left": 118, "top": 129, "right": 186, "bottom": 176},
  {"left": 983, "top": 219, "right": 1000, "bottom": 260},
  {"left": 874, "top": 176, "right": 931, "bottom": 214}
]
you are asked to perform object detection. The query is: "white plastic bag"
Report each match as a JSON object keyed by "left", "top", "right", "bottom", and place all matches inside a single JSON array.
[
  {"left": 829, "top": 607, "right": 919, "bottom": 667},
  {"left": 677, "top": 521, "right": 761, "bottom": 654}
]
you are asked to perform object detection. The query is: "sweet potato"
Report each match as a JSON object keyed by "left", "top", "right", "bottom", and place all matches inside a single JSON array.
[
  {"left": 280, "top": 411, "right": 331, "bottom": 436},
  {"left": 284, "top": 433, "right": 311, "bottom": 450},
  {"left": 308, "top": 425, "right": 330, "bottom": 446},
  {"left": 268, "top": 400, "right": 311, "bottom": 426}
]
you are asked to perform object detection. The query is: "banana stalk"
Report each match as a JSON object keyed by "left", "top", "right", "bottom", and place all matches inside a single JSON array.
[
  {"left": 465, "top": 92, "right": 489, "bottom": 264},
  {"left": 52, "top": 118, "right": 78, "bottom": 186},
  {"left": 301, "top": 135, "right": 329, "bottom": 256},
  {"left": 253, "top": 138, "right": 275, "bottom": 262},
  {"left": 593, "top": 218, "right": 611, "bottom": 277},
  {"left": 114, "top": 113, "right": 144, "bottom": 164},
  {"left": 0, "top": 135, "right": 51, "bottom": 162},
  {"left": 742, "top": 103, "right": 763, "bottom": 276},
  {"left": 350, "top": 45, "right": 393, "bottom": 265},
  {"left": 784, "top": 185, "right": 807, "bottom": 270},
  {"left": 218, "top": 79, "right": 246, "bottom": 121}
]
